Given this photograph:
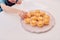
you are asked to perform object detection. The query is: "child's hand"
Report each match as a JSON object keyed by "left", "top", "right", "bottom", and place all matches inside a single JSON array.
[
  {"left": 18, "top": 11, "right": 28, "bottom": 19},
  {"left": 16, "top": 0, "right": 22, "bottom": 4}
]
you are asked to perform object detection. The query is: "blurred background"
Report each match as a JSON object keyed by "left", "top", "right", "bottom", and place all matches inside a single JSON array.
[{"left": 0, "top": 0, "right": 60, "bottom": 40}]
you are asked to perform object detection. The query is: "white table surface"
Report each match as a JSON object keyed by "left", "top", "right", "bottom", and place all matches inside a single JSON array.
[{"left": 0, "top": 0, "right": 60, "bottom": 40}]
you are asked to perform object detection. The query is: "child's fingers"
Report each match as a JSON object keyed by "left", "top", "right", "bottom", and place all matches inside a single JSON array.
[
  {"left": 21, "top": 12, "right": 28, "bottom": 19},
  {"left": 18, "top": 11, "right": 28, "bottom": 19},
  {"left": 22, "top": 14, "right": 28, "bottom": 19}
]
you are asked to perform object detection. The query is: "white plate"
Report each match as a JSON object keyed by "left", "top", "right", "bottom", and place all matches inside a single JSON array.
[{"left": 21, "top": 10, "right": 55, "bottom": 33}]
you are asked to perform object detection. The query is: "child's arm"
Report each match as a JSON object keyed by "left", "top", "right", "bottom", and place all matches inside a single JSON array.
[
  {"left": 1, "top": 4, "right": 20, "bottom": 13},
  {"left": 1, "top": 4, "right": 27, "bottom": 19}
]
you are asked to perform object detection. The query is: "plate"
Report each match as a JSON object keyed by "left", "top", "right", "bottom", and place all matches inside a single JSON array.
[{"left": 21, "top": 10, "right": 55, "bottom": 33}]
